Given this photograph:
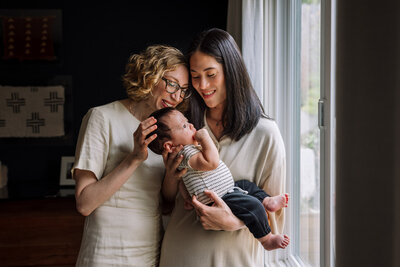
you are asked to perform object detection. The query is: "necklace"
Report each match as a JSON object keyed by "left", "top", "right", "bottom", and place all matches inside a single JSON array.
[
  {"left": 209, "top": 117, "right": 223, "bottom": 127},
  {"left": 128, "top": 99, "right": 134, "bottom": 115},
  {"left": 206, "top": 110, "right": 223, "bottom": 127},
  {"left": 128, "top": 99, "right": 153, "bottom": 121},
  {"left": 128, "top": 99, "right": 141, "bottom": 119}
]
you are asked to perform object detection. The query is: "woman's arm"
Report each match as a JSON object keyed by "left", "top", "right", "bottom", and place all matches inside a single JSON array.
[
  {"left": 74, "top": 117, "right": 158, "bottom": 216},
  {"left": 192, "top": 190, "right": 245, "bottom": 231},
  {"left": 161, "top": 145, "right": 186, "bottom": 203},
  {"left": 161, "top": 146, "right": 187, "bottom": 213}
]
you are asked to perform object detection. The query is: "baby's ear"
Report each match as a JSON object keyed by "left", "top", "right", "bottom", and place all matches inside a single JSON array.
[{"left": 163, "top": 141, "right": 174, "bottom": 153}]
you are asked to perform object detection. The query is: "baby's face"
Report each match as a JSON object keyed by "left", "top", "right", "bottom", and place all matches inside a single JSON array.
[{"left": 162, "top": 110, "right": 197, "bottom": 146}]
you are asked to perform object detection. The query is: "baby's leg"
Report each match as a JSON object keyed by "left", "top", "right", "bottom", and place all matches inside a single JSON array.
[
  {"left": 258, "top": 233, "right": 290, "bottom": 251},
  {"left": 234, "top": 180, "right": 289, "bottom": 212},
  {"left": 263, "top": 193, "right": 289, "bottom": 213},
  {"left": 223, "top": 191, "right": 268, "bottom": 227}
]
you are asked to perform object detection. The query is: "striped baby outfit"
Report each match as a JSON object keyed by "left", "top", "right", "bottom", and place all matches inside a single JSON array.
[{"left": 178, "top": 144, "right": 235, "bottom": 204}]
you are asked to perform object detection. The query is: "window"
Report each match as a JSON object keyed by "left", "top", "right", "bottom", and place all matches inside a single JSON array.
[
  {"left": 228, "top": 0, "right": 335, "bottom": 266},
  {"left": 299, "top": 0, "right": 321, "bottom": 265},
  {"left": 295, "top": 0, "right": 336, "bottom": 266}
]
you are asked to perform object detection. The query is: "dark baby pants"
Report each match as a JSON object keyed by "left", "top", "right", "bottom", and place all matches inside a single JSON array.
[{"left": 222, "top": 179, "right": 271, "bottom": 238}]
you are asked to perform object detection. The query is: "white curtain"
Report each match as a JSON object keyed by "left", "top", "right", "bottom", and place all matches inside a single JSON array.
[
  {"left": 227, "top": 0, "right": 300, "bottom": 265},
  {"left": 228, "top": 0, "right": 280, "bottom": 124},
  {"left": 242, "top": 0, "right": 265, "bottom": 104},
  {"left": 227, "top": 0, "right": 301, "bottom": 132},
  {"left": 228, "top": 0, "right": 265, "bottom": 106}
]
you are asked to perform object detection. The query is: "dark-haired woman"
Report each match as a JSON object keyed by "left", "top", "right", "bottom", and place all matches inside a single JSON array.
[{"left": 160, "top": 28, "right": 287, "bottom": 267}]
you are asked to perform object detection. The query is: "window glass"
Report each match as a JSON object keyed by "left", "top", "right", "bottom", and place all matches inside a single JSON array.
[{"left": 300, "top": 0, "right": 321, "bottom": 265}]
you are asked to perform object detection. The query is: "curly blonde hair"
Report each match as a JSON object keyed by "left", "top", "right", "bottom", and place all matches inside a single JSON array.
[{"left": 122, "top": 45, "right": 188, "bottom": 111}]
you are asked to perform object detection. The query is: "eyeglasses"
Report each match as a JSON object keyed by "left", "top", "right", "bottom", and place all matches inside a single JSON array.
[{"left": 162, "top": 77, "right": 192, "bottom": 99}]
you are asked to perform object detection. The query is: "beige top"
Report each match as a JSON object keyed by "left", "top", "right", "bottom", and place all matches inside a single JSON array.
[
  {"left": 73, "top": 101, "right": 165, "bottom": 267},
  {"left": 160, "top": 115, "right": 286, "bottom": 267}
]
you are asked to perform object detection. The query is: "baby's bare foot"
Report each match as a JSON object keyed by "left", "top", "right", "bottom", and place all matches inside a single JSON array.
[
  {"left": 259, "top": 233, "right": 290, "bottom": 251},
  {"left": 263, "top": 193, "right": 289, "bottom": 212}
]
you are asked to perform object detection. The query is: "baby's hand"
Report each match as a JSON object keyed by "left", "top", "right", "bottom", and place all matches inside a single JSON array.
[{"left": 194, "top": 128, "right": 209, "bottom": 141}]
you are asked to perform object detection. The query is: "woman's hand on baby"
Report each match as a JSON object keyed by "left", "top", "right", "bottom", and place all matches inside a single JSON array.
[
  {"left": 192, "top": 190, "right": 245, "bottom": 231},
  {"left": 132, "top": 117, "right": 157, "bottom": 162},
  {"left": 161, "top": 147, "right": 187, "bottom": 212},
  {"left": 162, "top": 145, "right": 187, "bottom": 181}
]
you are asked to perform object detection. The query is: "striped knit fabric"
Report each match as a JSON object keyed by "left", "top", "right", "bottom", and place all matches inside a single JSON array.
[{"left": 178, "top": 145, "right": 235, "bottom": 204}]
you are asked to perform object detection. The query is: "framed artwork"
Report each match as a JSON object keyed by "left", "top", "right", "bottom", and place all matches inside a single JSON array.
[
  {"left": 59, "top": 156, "right": 75, "bottom": 186},
  {"left": 0, "top": 84, "right": 65, "bottom": 138},
  {"left": 0, "top": 9, "right": 62, "bottom": 64},
  {"left": 0, "top": 75, "right": 73, "bottom": 146}
]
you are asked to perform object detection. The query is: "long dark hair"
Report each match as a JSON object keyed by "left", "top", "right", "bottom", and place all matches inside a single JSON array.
[{"left": 186, "top": 28, "right": 266, "bottom": 141}]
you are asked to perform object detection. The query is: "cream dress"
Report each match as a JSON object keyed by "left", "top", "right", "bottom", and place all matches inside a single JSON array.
[
  {"left": 73, "top": 101, "right": 165, "bottom": 267},
  {"left": 160, "top": 115, "right": 286, "bottom": 267}
]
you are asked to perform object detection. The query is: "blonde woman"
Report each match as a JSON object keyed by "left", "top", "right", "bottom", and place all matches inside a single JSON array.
[{"left": 72, "top": 45, "right": 190, "bottom": 266}]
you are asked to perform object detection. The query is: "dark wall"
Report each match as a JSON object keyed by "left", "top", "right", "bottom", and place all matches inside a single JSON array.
[
  {"left": 335, "top": 0, "right": 400, "bottom": 266},
  {"left": 0, "top": 1, "right": 228, "bottom": 198}
]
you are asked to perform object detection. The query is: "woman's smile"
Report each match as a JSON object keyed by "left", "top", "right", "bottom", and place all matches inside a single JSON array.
[
  {"left": 201, "top": 90, "right": 216, "bottom": 98},
  {"left": 162, "top": 99, "right": 174, "bottom": 107}
]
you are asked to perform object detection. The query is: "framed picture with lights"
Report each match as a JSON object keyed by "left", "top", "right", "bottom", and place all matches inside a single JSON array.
[{"left": 0, "top": 9, "right": 62, "bottom": 64}]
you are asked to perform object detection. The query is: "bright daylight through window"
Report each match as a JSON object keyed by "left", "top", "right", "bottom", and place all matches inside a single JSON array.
[{"left": 299, "top": 0, "right": 321, "bottom": 266}]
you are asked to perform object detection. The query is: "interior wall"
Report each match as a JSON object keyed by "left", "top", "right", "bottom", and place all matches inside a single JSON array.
[
  {"left": 395, "top": 12, "right": 400, "bottom": 266},
  {"left": 335, "top": 0, "right": 399, "bottom": 266},
  {"left": 0, "top": 1, "right": 228, "bottom": 198}
]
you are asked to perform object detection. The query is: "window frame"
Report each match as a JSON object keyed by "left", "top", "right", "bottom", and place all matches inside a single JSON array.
[
  {"left": 261, "top": 0, "right": 335, "bottom": 266},
  {"left": 320, "top": 0, "right": 335, "bottom": 266}
]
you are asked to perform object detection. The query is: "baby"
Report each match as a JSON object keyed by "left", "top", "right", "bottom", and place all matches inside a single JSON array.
[{"left": 147, "top": 107, "right": 289, "bottom": 251}]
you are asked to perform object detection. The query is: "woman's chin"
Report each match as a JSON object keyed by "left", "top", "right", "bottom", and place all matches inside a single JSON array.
[{"left": 201, "top": 99, "right": 215, "bottom": 108}]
